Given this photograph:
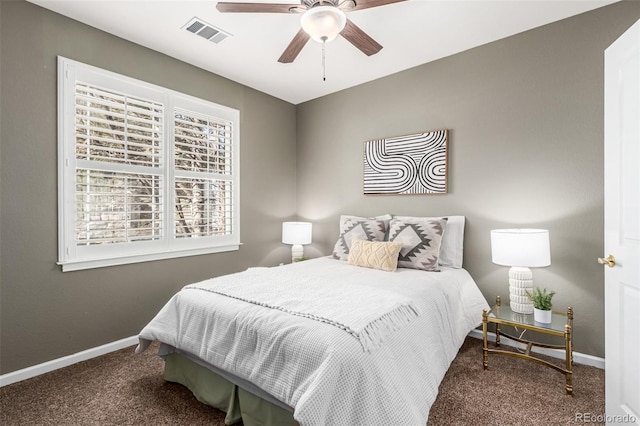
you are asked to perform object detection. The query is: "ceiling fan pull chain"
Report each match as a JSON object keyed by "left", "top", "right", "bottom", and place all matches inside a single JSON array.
[{"left": 322, "top": 39, "right": 326, "bottom": 81}]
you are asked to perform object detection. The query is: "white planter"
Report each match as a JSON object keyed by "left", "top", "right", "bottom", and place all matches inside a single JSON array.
[{"left": 534, "top": 308, "right": 552, "bottom": 324}]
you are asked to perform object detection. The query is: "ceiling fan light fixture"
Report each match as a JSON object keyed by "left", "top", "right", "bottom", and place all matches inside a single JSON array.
[{"left": 300, "top": 6, "right": 347, "bottom": 43}]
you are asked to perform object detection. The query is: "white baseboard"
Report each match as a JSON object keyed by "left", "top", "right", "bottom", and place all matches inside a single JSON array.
[
  {"left": 0, "top": 335, "right": 139, "bottom": 387},
  {"left": 468, "top": 329, "right": 605, "bottom": 369},
  {"left": 0, "top": 331, "right": 605, "bottom": 388}
]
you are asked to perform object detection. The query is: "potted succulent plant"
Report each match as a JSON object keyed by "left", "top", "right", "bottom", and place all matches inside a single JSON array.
[{"left": 525, "top": 287, "right": 555, "bottom": 323}]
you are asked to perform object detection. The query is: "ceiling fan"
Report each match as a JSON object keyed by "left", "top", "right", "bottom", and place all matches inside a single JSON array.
[{"left": 216, "top": 0, "right": 408, "bottom": 63}]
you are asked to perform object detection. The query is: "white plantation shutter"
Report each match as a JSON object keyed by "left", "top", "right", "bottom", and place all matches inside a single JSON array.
[
  {"left": 74, "top": 83, "right": 164, "bottom": 246},
  {"left": 75, "top": 83, "right": 163, "bottom": 167},
  {"left": 174, "top": 109, "right": 232, "bottom": 174},
  {"left": 174, "top": 108, "right": 234, "bottom": 238},
  {"left": 75, "top": 170, "right": 163, "bottom": 245},
  {"left": 174, "top": 178, "right": 233, "bottom": 237},
  {"left": 58, "top": 57, "right": 240, "bottom": 271}
]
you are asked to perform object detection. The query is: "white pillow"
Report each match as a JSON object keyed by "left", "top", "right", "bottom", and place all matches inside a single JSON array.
[{"left": 393, "top": 215, "right": 465, "bottom": 268}]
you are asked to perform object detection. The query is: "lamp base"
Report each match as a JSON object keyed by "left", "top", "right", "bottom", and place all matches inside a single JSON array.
[
  {"left": 508, "top": 267, "right": 534, "bottom": 314},
  {"left": 291, "top": 244, "right": 304, "bottom": 263}
]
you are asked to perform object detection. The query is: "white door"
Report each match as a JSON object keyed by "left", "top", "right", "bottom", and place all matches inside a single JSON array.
[{"left": 604, "top": 18, "right": 640, "bottom": 425}]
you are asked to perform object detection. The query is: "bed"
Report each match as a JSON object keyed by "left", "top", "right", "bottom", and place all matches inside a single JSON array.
[{"left": 136, "top": 215, "right": 489, "bottom": 425}]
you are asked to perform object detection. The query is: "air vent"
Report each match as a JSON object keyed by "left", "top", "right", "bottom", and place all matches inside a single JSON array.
[{"left": 183, "top": 17, "right": 231, "bottom": 44}]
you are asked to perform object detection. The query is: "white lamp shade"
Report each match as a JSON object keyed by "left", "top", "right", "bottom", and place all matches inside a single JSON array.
[
  {"left": 300, "top": 6, "right": 347, "bottom": 43},
  {"left": 282, "top": 222, "right": 312, "bottom": 245},
  {"left": 490, "top": 229, "right": 550, "bottom": 267}
]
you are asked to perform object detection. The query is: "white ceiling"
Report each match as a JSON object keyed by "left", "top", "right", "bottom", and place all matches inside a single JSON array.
[{"left": 27, "top": 0, "right": 617, "bottom": 104}]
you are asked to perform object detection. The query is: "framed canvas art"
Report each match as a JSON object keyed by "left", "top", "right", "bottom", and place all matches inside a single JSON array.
[{"left": 363, "top": 130, "right": 448, "bottom": 195}]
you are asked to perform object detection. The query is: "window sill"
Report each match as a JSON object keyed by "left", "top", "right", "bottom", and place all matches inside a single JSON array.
[{"left": 57, "top": 244, "right": 241, "bottom": 272}]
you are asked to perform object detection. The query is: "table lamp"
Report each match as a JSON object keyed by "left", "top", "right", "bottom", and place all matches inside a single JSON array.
[
  {"left": 282, "top": 222, "right": 312, "bottom": 262},
  {"left": 490, "top": 229, "right": 550, "bottom": 314}
]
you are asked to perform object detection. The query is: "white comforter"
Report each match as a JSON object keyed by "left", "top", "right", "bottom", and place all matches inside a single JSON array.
[{"left": 137, "top": 257, "right": 489, "bottom": 426}]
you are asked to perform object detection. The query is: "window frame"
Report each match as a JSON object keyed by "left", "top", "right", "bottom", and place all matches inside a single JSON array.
[{"left": 57, "top": 57, "right": 240, "bottom": 272}]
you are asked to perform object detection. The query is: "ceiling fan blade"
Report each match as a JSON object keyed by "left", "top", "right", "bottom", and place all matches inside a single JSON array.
[
  {"left": 216, "top": 2, "right": 304, "bottom": 13},
  {"left": 278, "top": 29, "right": 311, "bottom": 63},
  {"left": 347, "top": 0, "right": 407, "bottom": 11},
  {"left": 340, "top": 19, "right": 382, "bottom": 56}
]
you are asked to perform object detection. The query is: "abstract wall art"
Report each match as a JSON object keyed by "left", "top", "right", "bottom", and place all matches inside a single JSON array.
[{"left": 363, "top": 130, "right": 448, "bottom": 195}]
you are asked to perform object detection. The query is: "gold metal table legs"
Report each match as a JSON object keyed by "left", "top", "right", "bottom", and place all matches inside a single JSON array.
[{"left": 482, "top": 298, "right": 574, "bottom": 397}]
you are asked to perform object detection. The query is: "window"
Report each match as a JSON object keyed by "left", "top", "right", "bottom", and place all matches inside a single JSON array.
[{"left": 58, "top": 57, "right": 240, "bottom": 271}]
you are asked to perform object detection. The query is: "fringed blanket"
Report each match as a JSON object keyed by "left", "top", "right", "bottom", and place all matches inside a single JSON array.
[{"left": 185, "top": 266, "right": 420, "bottom": 352}]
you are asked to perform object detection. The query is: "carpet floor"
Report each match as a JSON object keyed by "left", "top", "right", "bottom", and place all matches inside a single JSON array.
[{"left": 0, "top": 337, "right": 604, "bottom": 425}]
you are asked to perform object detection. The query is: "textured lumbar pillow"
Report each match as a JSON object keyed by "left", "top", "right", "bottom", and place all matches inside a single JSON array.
[
  {"left": 388, "top": 218, "right": 448, "bottom": 271},
  {"left": 332, "top": 218, "right": 387, "bottom": 261},
  {"left": 347, "top": 239, "right": 403, "bottom": 272}
]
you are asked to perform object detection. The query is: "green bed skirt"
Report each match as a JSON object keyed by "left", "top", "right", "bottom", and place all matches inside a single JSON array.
[{"left": 163, "top": 353, "right": 297, "bottom": 426}]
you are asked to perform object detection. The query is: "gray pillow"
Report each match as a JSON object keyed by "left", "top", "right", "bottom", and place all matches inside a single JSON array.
[
  {"left": 388, "top": 218, "right": 448, "bottom": 271},
  {"left": 332, "top": 218, "right": 387, "bottom": 261},
  {"left": 393, "top": 215, "right": 465, "bottom": 268}
]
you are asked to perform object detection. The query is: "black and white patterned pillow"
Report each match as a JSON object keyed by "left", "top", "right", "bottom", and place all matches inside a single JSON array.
[
  {"left": 332, "top": 218, "right": 387, "bottom": 261},
  {"left": 388, "top": 218, "right": 448, "bottom": 271}
]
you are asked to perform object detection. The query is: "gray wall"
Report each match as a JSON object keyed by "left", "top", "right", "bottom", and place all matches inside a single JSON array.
[
  {"left": 296, "top": 1, "right": 640, "bottom": 358},
  {"left": 0, "top": 0, "right": 297, "bottom": 374}
]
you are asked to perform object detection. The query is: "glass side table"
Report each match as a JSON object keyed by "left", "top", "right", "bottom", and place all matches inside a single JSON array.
[{"left": 482, "top": 295, "right": 574, "bottom": 396}]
